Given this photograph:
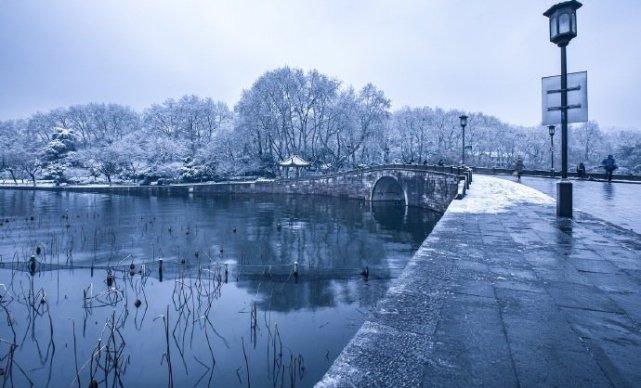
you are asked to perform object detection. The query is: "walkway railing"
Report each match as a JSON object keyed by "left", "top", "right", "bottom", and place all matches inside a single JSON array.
[{"left": 472, "top": 166, "right": 641, "bottom": 182}]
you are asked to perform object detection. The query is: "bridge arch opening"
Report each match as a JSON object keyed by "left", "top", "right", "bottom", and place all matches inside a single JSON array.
[{"left": 371, "top": 176, "right": 407, "bottom": 206}]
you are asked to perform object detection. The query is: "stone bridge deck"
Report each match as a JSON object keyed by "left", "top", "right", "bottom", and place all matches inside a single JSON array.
[{"left": 319, "top": 175, "right": 641, "bottom": 387}]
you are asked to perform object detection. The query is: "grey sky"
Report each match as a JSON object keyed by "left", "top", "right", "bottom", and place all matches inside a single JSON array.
[{"left": 1, "top": 0, "right": 640, "bottom": 129}]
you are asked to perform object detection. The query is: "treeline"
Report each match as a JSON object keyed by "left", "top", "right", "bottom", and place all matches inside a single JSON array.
[{"left": 1, "top": 67, "right": 641, "bottom": 185}]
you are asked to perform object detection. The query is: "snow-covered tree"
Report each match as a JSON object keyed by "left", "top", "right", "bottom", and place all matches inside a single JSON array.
[
  {"left": 1, "top": 67, "right": 640, "bottom": 183},
  {"left": 41, "top": 127, "right": 79, "bottom": 183}
]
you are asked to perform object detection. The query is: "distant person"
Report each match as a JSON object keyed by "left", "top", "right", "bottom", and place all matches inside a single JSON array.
[
  {"left": 437, "top": 158, "right": 445, "bottom": 167},
  {"left": 601, "top": 155, "right": 618, "bottom": 182},
  {"left": 577, "top": 162, "right": 587, "bottom": 179},
  {"left": 514, "top": 157, "right": 525, "bottom": 182}
]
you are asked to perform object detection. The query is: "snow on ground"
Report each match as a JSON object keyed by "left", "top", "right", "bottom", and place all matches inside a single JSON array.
[{"left": 449, "top": 175, "right": 554, "bottom": 214}]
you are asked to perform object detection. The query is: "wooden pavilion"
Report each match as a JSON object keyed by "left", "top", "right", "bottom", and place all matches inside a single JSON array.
[{"left": 278, "top": 155, "right": 310, "bottom": 178}]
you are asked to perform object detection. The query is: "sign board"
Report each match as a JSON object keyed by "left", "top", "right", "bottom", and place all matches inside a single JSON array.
[{"left": 541, "top": 71, "right": 588, "bottom": 125}]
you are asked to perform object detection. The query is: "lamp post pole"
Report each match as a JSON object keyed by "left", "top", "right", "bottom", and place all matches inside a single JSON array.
[
  {"left": 461, "top": 125, "right": 466, "bottom": 165},
  {"left": 549, "top": 125, "right": 556, "bottom": 173},
  {"left": 459, "top": 115, "right": 468, "bottom": 166},
  {"left": 556, "top": 42, "right": 573, "bottom": 217},
  {"left": 560, "top": 44, "right": 568, "bottom": 179},
  {"left": 544, "top": 0, "right": 582, "bottom": 218}
]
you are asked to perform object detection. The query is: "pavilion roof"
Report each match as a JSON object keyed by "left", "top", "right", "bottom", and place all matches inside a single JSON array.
[{"left": 278, "top": 155, "right": 310, "bottom": 167}]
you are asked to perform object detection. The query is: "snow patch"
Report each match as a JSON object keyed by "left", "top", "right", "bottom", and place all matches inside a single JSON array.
[{"left": 449, "top": 175, "right": 554, "bottom": 214}]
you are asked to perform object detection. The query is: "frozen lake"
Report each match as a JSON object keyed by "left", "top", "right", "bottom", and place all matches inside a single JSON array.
[{"left": 0, "top": 190, "right": 440, "bottom": 387}]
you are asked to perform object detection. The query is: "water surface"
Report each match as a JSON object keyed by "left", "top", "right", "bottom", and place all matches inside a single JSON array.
[{"left": 0, "top": 190, "right": 440, "bottom": 387}]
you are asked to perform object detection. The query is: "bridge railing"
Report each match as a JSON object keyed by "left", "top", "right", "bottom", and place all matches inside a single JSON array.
[{"left": 277, "top": 164, "right": 471, "bottom": 182}]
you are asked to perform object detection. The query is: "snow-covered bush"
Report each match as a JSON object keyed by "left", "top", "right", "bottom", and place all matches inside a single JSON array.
[
  {"left": 180, "top": 159, "right": 217, "bottom": 182},
  {"left": 39, "top": 127, "right": 79, "bottom": 183},
  {"left": 42, "top": 163, "right": 67, "bottom": 184},
  {"left": 135, "top": 161, "right": 183, "bottom": 184}
]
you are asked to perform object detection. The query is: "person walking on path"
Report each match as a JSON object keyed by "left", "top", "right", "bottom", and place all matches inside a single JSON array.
[
  {"left": 513, "top": 156, "right": 525, "bottom": 183},
  {"left": 601, "top": 155, "right": 618, "bottom": 182},
  {"left": 577, "top": 162, "right": 587, "bottom": 179}
]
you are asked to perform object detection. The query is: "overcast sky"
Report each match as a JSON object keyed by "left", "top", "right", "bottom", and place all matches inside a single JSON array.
[{"left": 1, "top": 0, "right": 640, "bottom": 129}]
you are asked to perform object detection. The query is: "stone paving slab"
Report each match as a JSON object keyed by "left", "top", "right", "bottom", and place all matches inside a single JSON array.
[{"left": 318, "top": 176, "right": 641, "bottom": 387}]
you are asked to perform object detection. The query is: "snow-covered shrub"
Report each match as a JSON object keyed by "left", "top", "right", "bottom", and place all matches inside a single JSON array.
[
  {"left": 136, "top": 161, "right": 183, "bottom": 184},
  {"left": 39, "top": 127, "right": 79, "bottom": 183},
  {"left": 180, "top": 159, "right": 217, "bottom": 182},
  {"left": 42, "top": 163, "right": 67, "bottom": 184}
]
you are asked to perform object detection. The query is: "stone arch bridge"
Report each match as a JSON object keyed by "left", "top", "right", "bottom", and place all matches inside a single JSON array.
[
  {"left": 2, "top": 165, "right": 468, "bottom": 213},
  {"left": 189, "top": 165, "right": 467, "bottom": 213}
]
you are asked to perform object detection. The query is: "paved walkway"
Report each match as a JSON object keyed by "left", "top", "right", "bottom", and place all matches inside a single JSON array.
[{"left": 318, "top": 175, "right": 641, "bottom": 387}]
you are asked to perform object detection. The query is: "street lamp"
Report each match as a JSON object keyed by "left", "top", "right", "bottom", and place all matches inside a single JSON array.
[
  {"left": 459, "top": 115, "right": 468, "bottom": 165},
  {"left": 544, "top": 0, "right": 582, "bottom": 218},
  {"left": 548, "top": 125, "right": 556, "bottom": 173},
  {"left": 545, "top": 1, "right": 580, "bottom": 47}
]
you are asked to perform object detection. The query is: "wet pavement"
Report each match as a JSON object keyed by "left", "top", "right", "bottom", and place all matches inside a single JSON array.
[
  {"left": 319, "top": 176, "right": 641, "bottom": 387},
  {"left": 513, "top": 176, "right": 641, "bottom": 235}
]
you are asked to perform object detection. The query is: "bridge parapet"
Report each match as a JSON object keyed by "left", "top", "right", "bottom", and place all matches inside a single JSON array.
[{"left": 280, "top": 164, "right": 470, "bottom": 183}]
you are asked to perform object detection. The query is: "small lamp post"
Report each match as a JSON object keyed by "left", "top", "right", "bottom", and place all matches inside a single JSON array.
[
  {"left": 548, "top": 125, "right": 556, "bottom": 174},
  {"left": 544, "top": 0, "right": 582, "bottom": 218},
  {"left": 459, "top": 115, "right": 468, "bottom": 165}
]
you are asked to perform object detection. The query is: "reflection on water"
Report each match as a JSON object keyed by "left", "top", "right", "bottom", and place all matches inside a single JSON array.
[
  {"left": 602, "top": 182, "right": 615, "bottom": 201},
  {"left": 0, "top": 190, "right": 441, "bottom": 387}
]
